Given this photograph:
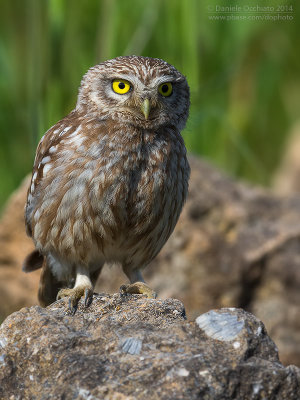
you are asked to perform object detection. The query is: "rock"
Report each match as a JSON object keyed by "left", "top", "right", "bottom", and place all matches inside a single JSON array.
[
  {"left": 0, "top": 176, "right": 40, "bottom": 320},
  {"left": 0, "top": 296, "right": 299, "bottom": 400},
  {"left": 149, "top": 156, "right": 300, "bottom": 366},
  {"left": 196, "top": 310, "right": 245, "bottom": 341},
  {"left": 0, "top": 156, "right": 300, "bottom": 366}
]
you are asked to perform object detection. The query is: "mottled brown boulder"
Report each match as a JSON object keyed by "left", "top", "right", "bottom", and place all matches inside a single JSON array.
[
  {"left": 148, "top": 156, "right": 300, "bottom": 367},
  {"left": 0, "top": 176, "right": 40, "bottom": 319},
  {"left": 0, "top": 156, "right": 300, "bottom": 366},
  {"left": 0, "top": 295, "right": 299, "bottom": 400}
]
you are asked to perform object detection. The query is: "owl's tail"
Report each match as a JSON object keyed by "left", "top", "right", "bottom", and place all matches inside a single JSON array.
[
  {"left": 23, "top": 250, "right": 61, "bottom": 306},
  {"left": 22, "top": 250, "right": 44, "bottom": 272},
  {"left": 38, "top": 259, "right": 61, "bottom": 307}
]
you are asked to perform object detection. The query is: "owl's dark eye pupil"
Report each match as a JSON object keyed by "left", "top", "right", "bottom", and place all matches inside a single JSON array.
[
  {"left": 118, "top": 82, "right": 125, "bottom": 89},
  {"left": 162, "top": 84, "right": 169, "bottom": 93}
]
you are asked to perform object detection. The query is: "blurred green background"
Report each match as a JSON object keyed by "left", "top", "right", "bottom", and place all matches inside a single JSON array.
[{"left": 0, "top": 0, "right": 299, "bottom": 210}]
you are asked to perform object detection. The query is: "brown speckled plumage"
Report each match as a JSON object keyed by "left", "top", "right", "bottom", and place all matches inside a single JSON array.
[{"left": 23, "top": 56, "right": 190, "bottom": 308}]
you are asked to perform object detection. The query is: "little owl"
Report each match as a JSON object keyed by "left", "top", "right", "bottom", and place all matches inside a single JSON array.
[{"left": 23, "top": 56, "right": 190, "bottom": 313}]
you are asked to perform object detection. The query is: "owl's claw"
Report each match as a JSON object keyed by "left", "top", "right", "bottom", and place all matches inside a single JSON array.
[
  {"left": 69, "top": 297, "right": 78, "bottom": 316},
  {"left": 84, "top": 287, "right": 93, "bottom": 307},
  {"left": 120, "top": 281, "right": 157, "bottom": 299},
  {"left": 56, "top": 285, "right": 94, "bottom": 314}
]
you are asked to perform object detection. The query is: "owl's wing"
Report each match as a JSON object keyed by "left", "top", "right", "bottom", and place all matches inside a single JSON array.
[
  {"left": 24, "top": 111, "right": 79, "bottom": 237},
  {"left": 23, "top": 122, "right": 65, "bottom": 274}
]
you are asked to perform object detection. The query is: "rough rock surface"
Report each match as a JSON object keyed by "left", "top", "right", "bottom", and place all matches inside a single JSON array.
[
  {"left": 0, "top": 156, "right": 300, "bottom": 366},
  {"left": 0, "top": 176, "right": 40, "bottom": 318},
  {"left": 0, "top": 295, "right": 299, "bottom": 400}
]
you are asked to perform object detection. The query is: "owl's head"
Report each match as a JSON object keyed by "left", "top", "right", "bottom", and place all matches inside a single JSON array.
[{"left": 76, "top": 56, "right": 190, "bottom": 130}]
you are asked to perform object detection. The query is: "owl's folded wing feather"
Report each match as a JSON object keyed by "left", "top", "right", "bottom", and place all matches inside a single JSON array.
[
  {"left": 23, "top": 117, "right": 79, "bottom": 273},
  {"left": 25, "top": 112, "right": 78, "bottom": 238}
]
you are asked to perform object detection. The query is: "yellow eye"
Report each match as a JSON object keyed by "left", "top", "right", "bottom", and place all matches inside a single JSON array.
[
  {"left": 158, "top": 82, "right": 173, "bottom": 97},
  {"left": 112, "top": 79, "right": 131, "bottom": 94}
]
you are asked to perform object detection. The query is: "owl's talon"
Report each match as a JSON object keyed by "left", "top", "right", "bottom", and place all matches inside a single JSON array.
[
  {"left": 69, "top": 297, "right": 78, "bottom": 315},
  {"left": 56, "top": 285, "right": 93, "bottom": 314},
  {"left": 84, "top": 287, "right": 93, "bottom": 307},
  {"left": 120, "top": 282, "right": 157, "bottom": 299},
  {"left": 57, "top": 288, "right": 73, "bottom": 301},
  {"left": 119, "top": 284, "right": 127, "bottom": 296}
]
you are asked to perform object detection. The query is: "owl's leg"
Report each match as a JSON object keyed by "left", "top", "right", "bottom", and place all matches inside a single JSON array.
[
  {"left": 56, "top": 266, "right": 96, "bottom": 314},
  {"left": 120, "top": 267, "right": 157, "bottom": 299}
]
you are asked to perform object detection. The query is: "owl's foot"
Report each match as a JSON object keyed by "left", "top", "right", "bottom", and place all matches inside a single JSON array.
[
  {"left": 56, "top": 285, "right": 93, "bottom": 315},
  {"left": 120, "top": 282, "right": 157, "bottom": 299}
]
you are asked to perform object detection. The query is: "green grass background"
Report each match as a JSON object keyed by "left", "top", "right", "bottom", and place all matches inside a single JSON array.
[{"left": 0, "top": 0, "right": 299, "bottom": 210}]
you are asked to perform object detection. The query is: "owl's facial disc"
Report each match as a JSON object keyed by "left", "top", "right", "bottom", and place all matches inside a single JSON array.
[
  {"left": 77, "top": 56, "right": 190, "bottom": 130},
  {"left": 108, "top": 76, "right": 176, "bottom": 123}
]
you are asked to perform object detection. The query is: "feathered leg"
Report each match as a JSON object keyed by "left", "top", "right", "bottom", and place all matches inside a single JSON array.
[
  {"left": 56, "top": 265, "right": 103, "bottom": 314},
  {"left": 120, "top": 265, "right": 157, "bottom": 298}
]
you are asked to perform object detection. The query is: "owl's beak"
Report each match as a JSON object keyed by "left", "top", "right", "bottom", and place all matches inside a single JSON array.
[{"left": 141, "top": 98, "right": 150, "bottom": 120}]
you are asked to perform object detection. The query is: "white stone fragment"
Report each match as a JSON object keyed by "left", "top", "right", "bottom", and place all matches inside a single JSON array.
[
  {"left": 256, "top": 326, "right": 262, "bottom": 336},
  {"left": 77, "top": 388, "right": 91, "bottom": 399},
  {"left": 120, "top": 337, "right": 142, "bottom": 355},
  {"left": 0, "top": 337, "right": 8, "bottom": 348},
  {"left": 199, "top": 369, "right": 210, "bottom": 377},
  {"left": 176, "top": 368, "right": 190, "bottom": 377},
  {"left": 253, "top": 383, "right": 263, "bottom": 395},
  {"left": 196, "top": 310, "right": 244, "bottom": 341}
]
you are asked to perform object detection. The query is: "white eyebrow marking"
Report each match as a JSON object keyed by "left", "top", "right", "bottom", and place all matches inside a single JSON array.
[{"left": 154, "top": 76, "right": 177, "bottom": 85}]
